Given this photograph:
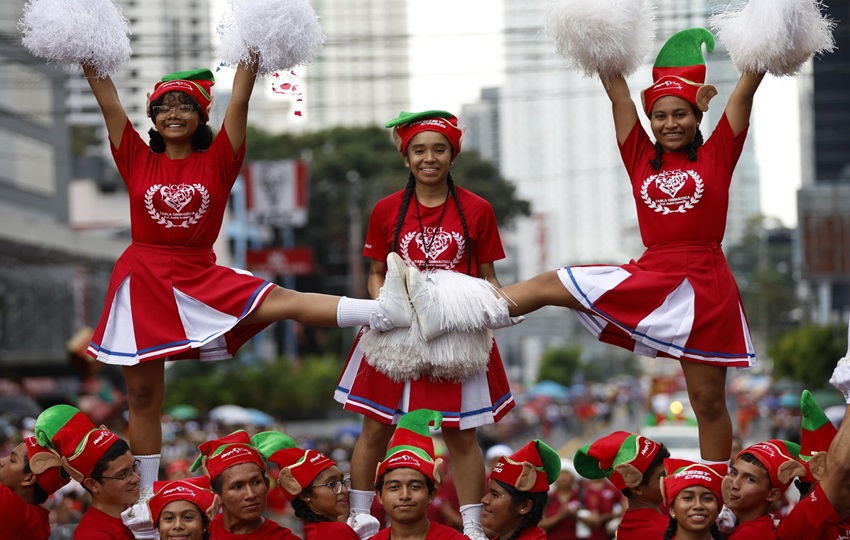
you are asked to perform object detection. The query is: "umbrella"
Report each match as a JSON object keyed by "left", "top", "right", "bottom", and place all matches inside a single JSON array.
[
  {"left": 528, "top": 380, "right": 570, "bottom": 401},
  {"left": 245, "top": 408, "right": 275, "bottom": 427},
  {"left": 209, "top": 405, "right": 252, "bottom": 425},
  {"left": 166, "top": 404, "right": 199, "bottom": 421}
]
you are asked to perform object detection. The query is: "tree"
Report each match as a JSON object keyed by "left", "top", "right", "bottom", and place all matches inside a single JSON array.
[
  {"left": 770, "top": 323, "right": 848, "bottom": 389},
  {"left": 537, "top": 346, "right": 582, "bottom": 386}
]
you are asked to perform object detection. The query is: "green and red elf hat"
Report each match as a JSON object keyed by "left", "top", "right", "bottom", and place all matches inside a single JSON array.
[
  {"left": 641, "top": 28, "right": 719, "bottom": 117},
  {"left": 34, "top": 404, "right": 120, "bottom": 483},
  {"left": 734, "top": 439, "right": 806, "bottom": 492},
  {"left": 251, "top": 431, "right": 336, "bottom": 501},
  {"left": 491, "top": 439, "right": 561, "bottom": 493},
  {"left": 662, "top": 458, "right": 726, "bottom": 506},
  {"left": 149, "top": 68, "right": 215, "bottom": 122},
  {"left": 376, "top": 409, "right": 444, "bottom": 484},
  {"left": 573, "top": 431, "right": 662, "bottom": 491},
  {"left": 24, "top": 436, "right": 70, "bottom": 495},
  {"left": 148, "top": 476, "right": 220, "bottom": 524},
  {"left": 190, "top": 430, "right": 266, "bottom": 484},
  {"left": 798, "top": 389, "right": 838, "bottom": 482},
  {"left": 385, "top": 110, "right": 464, "bottom": 156}
]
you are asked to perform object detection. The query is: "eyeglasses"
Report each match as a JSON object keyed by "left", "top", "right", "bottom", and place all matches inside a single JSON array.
[
  {"left": 97, "top": 459, "right": 141, "bottom": 482},
  {"left": 151, "top": 104, "right": 197, "bottom": 118},
  {"left": 312, "top": 477, "right": 352, "bottom": 494}
]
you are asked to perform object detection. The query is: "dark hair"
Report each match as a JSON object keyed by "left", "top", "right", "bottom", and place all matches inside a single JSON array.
[
  {"left": 22, "top": 452, "right": 50, "bottom": 505},
  {"left": 147, "top": 92, "right": 213, "bottom": 153},
  {"left": 493, "top": 479, "right": 548, "bottom": 540},
  {"left": 795, "top": 478, "right": 813, "bottom": 498},
  {"left": 84, "top": 438, "right": 131, "bottom": 494},
  {"left": 375, "top": 469, "right": 436, "bottom": 495},
  {"left": 211, "top": 466, "right": 267, "bottom": 494},
  {"left": 649, "top": 123, "right": 705, "bottom": 171},
  {"left": 291, "top": 490, "right": 334, "bottom": 523},
  {"left": 739, "top": 452, "right": 768, "bottom": 471},
  {"left": 390, "top": 171, "right": 473, "bottom": 275},
  {"left": 663, "top": 517, "right": 725, "bottom": 540},
  {"left": 157, "top": 512, "right": 212, "bottom": 540},
  {"left": 622, "top": 445, "right": 670, "bottom": 498}
]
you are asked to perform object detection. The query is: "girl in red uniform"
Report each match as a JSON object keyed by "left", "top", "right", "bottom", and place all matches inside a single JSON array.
[
  {"left": 336, "top": 110, "right": 514, "bottom": 539},
  {"left": 661, "top": 459, "right": 726, "bottom": 540}
]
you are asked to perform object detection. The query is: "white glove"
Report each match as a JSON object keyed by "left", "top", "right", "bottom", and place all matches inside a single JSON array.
[
  {"left": 121, "top": 496, "right": 159, "bottom": 540},
  {"left": 483, "top": 297, "right": 525, "bottom": 330},
  {"left": 830, "top": 357, "right": 850, "bottom": 403},
  {"left": 347, "top": 511, "right": 380, "bottom": 540},
  {"left": 715, "top": 505, "right": 737, "bottom": 536},
  {"left": 369, "top": 312, "right": 394, "bottom": 332}
]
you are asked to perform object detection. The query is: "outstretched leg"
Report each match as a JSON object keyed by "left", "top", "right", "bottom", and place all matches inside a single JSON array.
[
  {"left": 498, "top": 270, "right": 586, "bottom": 316},
  {"left": 680, "top": 360, "right": 731, "bottom": 462}
]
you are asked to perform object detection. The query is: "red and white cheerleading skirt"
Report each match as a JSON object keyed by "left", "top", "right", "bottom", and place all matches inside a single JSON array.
[
  {"left": 335, "top": 328, "right": 516, "bottom": 430},
  {"left": 87, "top": 243, "right": 275, "bottom": 365},
  {"left": 559, "top": 243, "right": 756, "bottom": 368}
]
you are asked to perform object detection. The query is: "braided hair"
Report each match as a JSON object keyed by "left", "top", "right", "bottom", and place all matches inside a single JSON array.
[
  {"left": 291, "top": 491, "right": 334, "bottom": 523},
  {"left": 663, "top": 517, "right": 726, "bottom": 540},
  {"left": 649, "top": 127, "right": 705, "bottom": 170},
  {"left": 390, "top": 172, "right": 473, "bottom": 275},
  {"left": 493, "top": 479, "right": 548, "bottom": 540}
]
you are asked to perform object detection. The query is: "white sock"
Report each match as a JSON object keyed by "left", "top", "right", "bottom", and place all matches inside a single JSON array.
[
  {"left": 700, "top": 458, "right": 730, "bottom": 467},
  {"left": 349, "top": 488, "right": 376, "bottom": 514},
  {"left": 337, "top": 297, "right": 379, "bottom": 327},
  {"left": 136, "top": 454, "right": 161, "bottom": 493},
  {"left": 460, "top": 503, "right": 484, "bottom": 535}
]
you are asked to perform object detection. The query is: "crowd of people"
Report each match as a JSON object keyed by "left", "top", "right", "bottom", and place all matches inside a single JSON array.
[{"left": 7, "top": 0, "right": 841, "bottom": 538}]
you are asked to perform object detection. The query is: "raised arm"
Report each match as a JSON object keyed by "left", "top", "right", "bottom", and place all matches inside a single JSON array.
[
  {"left": 82, "top": 64, "right": 129, "bottom": 149},
  {"left": 224, "top": 57, "right": 260, "bottom": 153},
  {"left": 724, "top": 72, "right": 766, "bottom": 137},
  {"left": 823, "top": 347, "right": 850, "bottom": 519},
  {"left": 602, "top": 75, "right": 639, "bottom": 145}
]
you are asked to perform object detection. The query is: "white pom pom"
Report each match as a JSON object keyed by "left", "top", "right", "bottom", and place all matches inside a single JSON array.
[
  {"left": 218, "top": 0, "right": 325, "bottom": 76},
  {"left": 19, "top": 0, "right": 131, "bottom": 78},
  {"left": 710, "top": 0, "right": 835, "bottom": 76},
  {"left": 543, "top": 0, "right": 656, "bottom": 79}
]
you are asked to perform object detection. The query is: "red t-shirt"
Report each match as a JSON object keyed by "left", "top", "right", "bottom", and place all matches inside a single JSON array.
[
  {"left": 581, "top": 482, "right": 621, "bottom": 540},
  {"left": 616, "top": 507, "right": 669, "bottom": 539},
  {"left": 0, "top": 484, "right": 51, "bottom": 540},
  {"left": 304, "top": 520, "right": 359, "bottom": 539},
  {"left": 74, "top": 507, "right": 134, "bottom": 540},
  {"left": 112, "top": 120, "right": 245, "bottom": 248},
  {"left": 542, "top": 491, "right": 580, "bottom": 540},
  {"left": 776, "top": 483, "right": 850, "bottom": 540},
  {"left": 364, "top": 186, "right": 505, "bottom": 273},
  {"left": 494, "top": 526, "right": 547, "bottom": 539},
  {"left": 208, "top": 514, "right": 299, "bottom": 539},
  {"left": 371, "top": 521, "right": 468, "bottom": 539},
  {"left": 618, "top": 112, "right": 747, "bottom": 248},
  {"left": 729, "top": 514, "right": 776, "bottom": 539}
]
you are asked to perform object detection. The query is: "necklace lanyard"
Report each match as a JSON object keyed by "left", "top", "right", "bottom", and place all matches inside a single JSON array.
[{"left": 414, "top": 190, "right": 450, "bottom": 270}]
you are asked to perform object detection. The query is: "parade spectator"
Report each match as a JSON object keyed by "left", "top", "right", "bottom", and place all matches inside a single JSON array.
[{"left": 539, "top": 459, "right": 581, "bottom": 540}]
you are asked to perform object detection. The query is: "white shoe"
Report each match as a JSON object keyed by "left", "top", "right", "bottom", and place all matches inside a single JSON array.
[
  {"left": 407, "top": 265, "right": 447, "bottom": 341},
  {"left": 376, "top": 253, "right": 412, "bottom": 328}
]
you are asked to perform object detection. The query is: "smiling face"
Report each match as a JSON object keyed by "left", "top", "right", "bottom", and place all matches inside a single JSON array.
[
  {"left": 481, "top": 479, "right": 529, "bottom": 537},
  {"left": 377, "top": 468, "right": 434, "bottom": 526},
  {"left": 303, "top": 465, "right": 349, "bottom": 521},
  {"left": 87, "top": 451, "right": 141, "bottom": 508},
  {"left": 404, "top": 131, "right": 453, "bottom": 187},
  {"left": 669, "top": 485, "right": 720, "bottom": 534},
  {"left": 650, "top": 95, "right": 700, "bottom": 153},
  {"left": 158, "top": 500, "right": 206, "bottom": 540},
  {"left": 217, "top": 463, "right": 268, "bottom": 526},
  {"left": 151, "top": 92, "right": 202, "bottom": 145}
]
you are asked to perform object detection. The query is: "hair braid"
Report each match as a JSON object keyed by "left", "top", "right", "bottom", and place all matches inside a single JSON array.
[
  {"left": 710, "top": 522, "right": 726, "bottom": 540},
  {"left": 650, "top": 141, "right": 665, "bottom": 171},
  {"left": 291, "top": 495, "right": 333, "bottom": 523},
  {"left": 446, "top": 173, "right": 472, "bottom": 275},
  {"left": 686, "top": 128, "right": 705, "bottom": 162},
  {"left": 392, "top": 174, "right": 416, "bottom": 254},
  {"left": 663, "top": 517, "right": 677, "bottom": 540},
  {"left": 495, "top": 480, "right": 548, "bottom": 540}
]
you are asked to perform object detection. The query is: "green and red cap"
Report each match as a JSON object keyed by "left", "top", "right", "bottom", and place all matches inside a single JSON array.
[
  {"left": 376, "top": 409, "right": 443, "bottom": 483},
  {"left": 662, "top": 458, "right": 726, "bottom": 506},
  {"left": 641, "top": 28, "right": 718, "bottom": 116},
  {"left": 574, "top": 431, "right": 662, "bottom": 490},
  {"left": 491, "top": 439, "right": 561, "bottom": 493},
  {"left": 191, "top": 430, "right": 266, "bottom": 483},
  {"left": 24, "top": 437, "right": 70, "bottom": 494},
  {"left": 736, "top": 439, "right": 806, "bottom": 492},
  {"left": 148, "top": 476, "right": 220, "bottom": 524},
  {"left": 252, "top": 431, "right": 336, "bottom": 501},
  {"left": 149, "top": 68, "right": 215, "bottom": 122},
  {"left": 799, "top": 390, "right": 838, "bottom": 482},
  {"left": 386, "top": 110, "right": 464, "bottom": 156},
  {"left": 34, "top": 404, "right": 120, "bottom": 481}
]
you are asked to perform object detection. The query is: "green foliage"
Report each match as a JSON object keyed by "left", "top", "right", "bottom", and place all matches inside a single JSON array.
[
  {"left": 770, "top": 324, "right": 848, "bottom": 389},
  {"left": 537, "top": 346, "right": 582, "bottom": 386},
  {"left": 69, "top": 124, "right": 100, "bottom": 157},
  {"left": 163, "top": 355, "right": 345, "bottom": 420}
]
